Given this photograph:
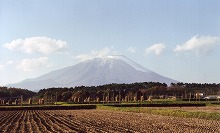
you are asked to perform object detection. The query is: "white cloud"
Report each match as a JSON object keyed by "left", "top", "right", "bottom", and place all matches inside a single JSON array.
[
  {"left": 6, "top": 60, "right": 14, "bottom": 65},
  {"left": 75, "top": 47, "right": 118, "bottom": 61},
  {"left": 0, "top": 61, "right": 13, "bottom": 72},
  {"left": 4, "top": 37, "right": 67, "bottom": 54},
  {"left": 127, "top": 47, "right": 136, "bottom": 53},
  {"left": 0, "top": 65, "right": 4, "bottom": 71},
  {"left": 16, "top": 57, "right": 52, "bottom": 71},
  {"left": 174, "top": 35, "right": 220, "bottom": 55},
  {"left": 145, "top": 43, "right": 165, "bottom": 56}
]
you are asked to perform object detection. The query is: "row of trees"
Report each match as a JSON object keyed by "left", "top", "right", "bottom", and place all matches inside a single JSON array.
[
  {"left": 0, "top": 87, "right": 36, "bottom": 101},
  {"left": 1, "top": 82, "right": 219, "bottom": 103},
  {"left": 36, "top": 82, "right": 220, "bottom": 103}
]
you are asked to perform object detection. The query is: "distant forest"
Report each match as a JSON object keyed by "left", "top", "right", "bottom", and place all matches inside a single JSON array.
[
  {"left": 36, "top": 82, "right": 220, "bottom": 103},
  {"left": 1, "top": 82, "right": 220, "bottom": 102},
  {"left": 0, "top": 87, "right": 36, "bottom": 100}
]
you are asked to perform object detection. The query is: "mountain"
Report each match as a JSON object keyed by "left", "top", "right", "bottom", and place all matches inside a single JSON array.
[{"left": 8, "top": 55, "right": 177, "bottom": 91}]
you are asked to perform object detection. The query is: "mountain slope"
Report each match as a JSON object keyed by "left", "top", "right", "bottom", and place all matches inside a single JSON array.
[{"left": 8, "top": 55, "right": 177, "bottom": 91}]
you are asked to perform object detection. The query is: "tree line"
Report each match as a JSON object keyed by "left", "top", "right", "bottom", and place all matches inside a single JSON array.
[
  {"left": 36, "top": 82, "right": 220, "bottom": 103},
  {"left": 1, "top": 82, "right": 219, "bottom": 103},
  {"left": 0, "top": 86, "right": 36, "bottom": 100}
]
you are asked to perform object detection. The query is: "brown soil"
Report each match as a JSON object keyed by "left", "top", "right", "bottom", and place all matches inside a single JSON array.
[{"left": 0, "top": 109, "right": 219, "bottom": 133}]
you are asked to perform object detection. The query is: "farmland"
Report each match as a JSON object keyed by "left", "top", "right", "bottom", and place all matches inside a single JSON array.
[{"left": 0, "top": 106, "right": 219, "bottom": 133}]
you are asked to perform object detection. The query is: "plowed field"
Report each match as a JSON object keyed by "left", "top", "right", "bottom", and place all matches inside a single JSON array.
[{"left": 0, "top": 109, "right": 219, "bottom": 133}]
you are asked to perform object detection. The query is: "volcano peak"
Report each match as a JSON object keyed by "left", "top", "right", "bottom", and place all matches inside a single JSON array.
[{"left": 8, "top": 55, "right": 177, "bottom": 91}]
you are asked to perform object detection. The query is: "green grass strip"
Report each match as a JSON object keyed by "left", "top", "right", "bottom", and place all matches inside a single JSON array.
[{"left": 97, "top": 105, "right": 220, "bottom": 121}]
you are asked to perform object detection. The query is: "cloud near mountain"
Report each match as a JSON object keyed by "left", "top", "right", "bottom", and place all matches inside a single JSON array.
[
  {"left": 75, "top": 47, "right": 118, "bottom": 61},
  {"left": 145, "top": 43, "right": 165, "bottom": 56},
  {"left": 4, "top": 37, "right": 67, "bottom": 54},
  {"left": 16, "top": 57, "right": 52, "bottom": 72},
  {"left": 174, "top": 35, "right": 220, "bottom": 55}
]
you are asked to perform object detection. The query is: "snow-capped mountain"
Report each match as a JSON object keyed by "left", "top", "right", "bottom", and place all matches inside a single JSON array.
[{"left": 8, "top": 55, "right": 177, "bottom": 91}]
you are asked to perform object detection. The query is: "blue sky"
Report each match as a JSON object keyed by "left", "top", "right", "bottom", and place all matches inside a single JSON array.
[{"left": 1, "top": 0, "right": 220, "bottom": 85}]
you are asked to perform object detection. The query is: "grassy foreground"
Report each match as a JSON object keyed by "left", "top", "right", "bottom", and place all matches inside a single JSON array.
[{"left": 97, "top": 105, "right": 220, "bottom": 121}]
